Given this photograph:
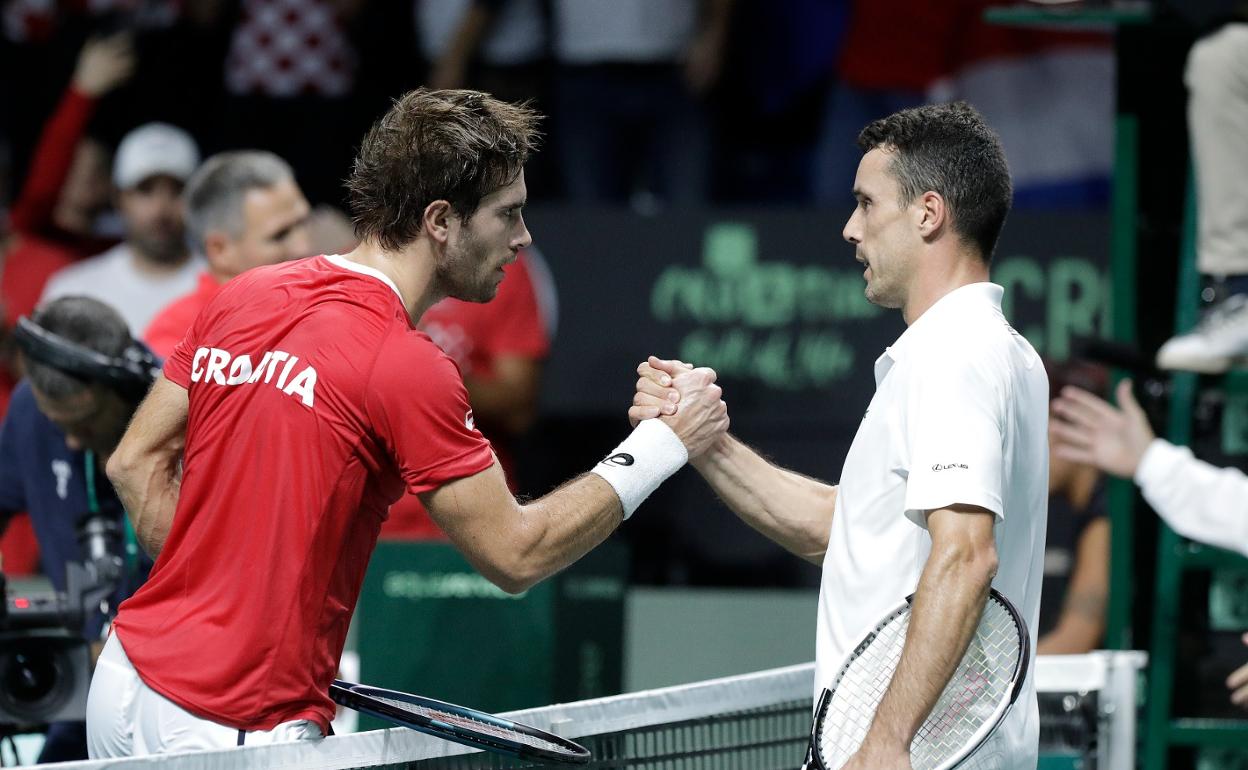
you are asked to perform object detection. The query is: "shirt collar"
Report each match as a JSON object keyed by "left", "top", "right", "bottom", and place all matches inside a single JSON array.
[
  {"left": 323, "top": 254, "right": 407, "bottom": 307},
  {"left": 874, "top": 282, "right": 1004, "bottom": 385}
]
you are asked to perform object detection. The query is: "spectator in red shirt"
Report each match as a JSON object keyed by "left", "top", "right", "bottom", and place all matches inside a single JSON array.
[
  {"left": 88, "top": 89, "right": 728, "bottom": 758},
  {"left": 10, "top": 33, "right": 135, "bottom": 255},
  {"left": 145, "top": 151, "right": 313, "bottom": 357}
]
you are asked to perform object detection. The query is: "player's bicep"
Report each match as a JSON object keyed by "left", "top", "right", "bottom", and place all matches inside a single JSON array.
[
  {"left": 925, "top": 503, "right": 998, "bottom": 563},
  {"left": 418, "top": 458, "right": 527, "bottom": 584}
]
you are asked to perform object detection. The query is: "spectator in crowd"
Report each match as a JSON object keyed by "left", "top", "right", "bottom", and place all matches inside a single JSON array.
[
  {"left": 1052, "top": 379, "right": 1248, "bottom": 709},
  {"left": 41, "top": 122, "right": 203, "bottom": 336},
  {"left": 1155, "top": 9, "right": 1248, "bottom": 373},
  {"left": 418, "top": 0, "right": 547, "bottom": 99},
  {"left": 415, "top": 0, "right": 557, "bottom": 197},
  {"left": 383, "top": 248, "right": 555, "bottom": 538},
  {"left": 551, "top": 0, "right": 730, "bottom": 208},
  {"left": 2, "top": 32, "right": 137, "bottom": 414},
  {"left": 811, "top": 0, "right": 948, "bottom": 206},
  {"left": 217, "top": 0, "right": 372, "bottom": 207},
  {"left": 9, "top": 33, "right": 135, "bottom": 255},
  {"left": 1037, "top": 361, "right": 1108, "bottom": 655},
  {"left": 145, "top": 151, "right": 312, "bottom": 357},
  {"left": 0, "top": 296, "right": 156, "bottom": 761}
]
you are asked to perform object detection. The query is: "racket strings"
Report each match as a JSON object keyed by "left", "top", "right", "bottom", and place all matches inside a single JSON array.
[
  {"left": 372, "top": 696, "right": 569, "bottom": 753},
  {"left": 816, "top": 597, "right": 1022, "bottom": 770},
  {"left": 818, "top": 608, "right": 910, "bottom": 767},
  {"left": 911, "top": 599, "right": 1018, "bottom": 765}
]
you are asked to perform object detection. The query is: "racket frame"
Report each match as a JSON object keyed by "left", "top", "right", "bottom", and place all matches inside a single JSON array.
[
  {"left": 329, "top": 679, "right": 591, "bottom": 765},
  {"left": 807, "top": 588, "right": 1030, "bottom": 770}
]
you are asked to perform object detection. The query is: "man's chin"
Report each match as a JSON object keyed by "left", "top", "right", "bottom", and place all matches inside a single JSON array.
[{"left": 451, "top": 283, "right": 500, "bottom": 304}]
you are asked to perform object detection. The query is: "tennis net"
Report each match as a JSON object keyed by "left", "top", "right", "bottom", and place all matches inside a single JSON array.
[
  {"left": 52, "top": 664, "right": 815, "bottom": 770},
  {"left": 46, "top": 651, "right": 1145, "bottom": 770}
]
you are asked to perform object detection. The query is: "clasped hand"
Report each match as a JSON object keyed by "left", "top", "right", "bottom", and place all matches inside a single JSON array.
[{"left": 629, "top": 356, "right": 728, "bottom": 459}]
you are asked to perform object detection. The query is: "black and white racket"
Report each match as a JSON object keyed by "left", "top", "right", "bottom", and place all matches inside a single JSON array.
[
  {"left": 330, "top": 680, "right": 591, "bottom": 765},
  {"left": 805, "top": 588, "right": 1029, "bottom": 770}
]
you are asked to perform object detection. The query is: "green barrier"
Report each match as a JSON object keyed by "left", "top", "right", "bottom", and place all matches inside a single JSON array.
[{"left": 356, "top": 540, "right": 627, "bottom": 730}]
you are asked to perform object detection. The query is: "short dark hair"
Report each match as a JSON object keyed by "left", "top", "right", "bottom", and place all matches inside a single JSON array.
[
  {"left": 183, "top": 150, "right": 295, "bottom": 253},
  {"left": 25, "top": 297, "right": 132, "bottom": 401},
  {"left": 347, "top": 88, "right": 542, "bottom": 251},
  {"left": 857, "top": 101, "right": 1012, "bottom": 262}
]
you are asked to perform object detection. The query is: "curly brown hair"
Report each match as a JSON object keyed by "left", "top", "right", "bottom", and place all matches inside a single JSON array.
[{"left": 347, "top": 88, "right": 542, "bottom": 251}]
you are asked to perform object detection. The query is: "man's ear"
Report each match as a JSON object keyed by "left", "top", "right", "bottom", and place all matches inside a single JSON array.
[
  {"left": 202, "top": 231, "right": 232, "bottom": 262},
  {"left": 915, "top": 190, "right": 948, "bottom": 239},
  {"left": 423, "top": 200, "right": 453, "bottom": 246}
]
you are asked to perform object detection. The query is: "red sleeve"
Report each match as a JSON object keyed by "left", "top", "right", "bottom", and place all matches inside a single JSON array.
[
  {"left": 366, "top": 329, "right": 495, "bottom": 494},
  {"left": 145, "top": 294, "right": 199, "bottom": 360},
  {"left": 9, "top": 87, "right": 97, "bottom": 237},
  {"left": 480, "top": 256, "right": 550, "bottom": 360},
  {"left": 163, "top": 299, "right": 211, "bottom": 388}
]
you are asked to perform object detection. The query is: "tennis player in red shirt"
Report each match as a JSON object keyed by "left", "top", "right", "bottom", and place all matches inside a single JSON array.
[{"left": 85, "top": 89, "right": 729, "bottom": 758}]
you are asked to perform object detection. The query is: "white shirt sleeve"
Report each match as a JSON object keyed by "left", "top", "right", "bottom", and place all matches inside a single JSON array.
[
  {"left": 1134, "top": 438, "right": 1248, "bottom": 558},
  {"left": 902, "top": 348, "right": 1006, "bottom": 528}
]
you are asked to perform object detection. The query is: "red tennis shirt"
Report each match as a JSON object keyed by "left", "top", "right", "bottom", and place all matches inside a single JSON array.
[{"left": 112, "top": 254, "right": 495, "bottom": 733}]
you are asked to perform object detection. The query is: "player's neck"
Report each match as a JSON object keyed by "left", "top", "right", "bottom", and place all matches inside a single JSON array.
[
  {"left": 901, "top": 248, "right": 990, "bottom": 325},
  {"left": 340, "top": 238, "right": 440, "bottom": 322}
]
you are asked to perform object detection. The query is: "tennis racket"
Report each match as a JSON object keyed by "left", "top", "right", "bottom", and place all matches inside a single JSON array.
[
  {"left": 805, "top": 588, "right": 1029, "bottom": 770},
  {"left": 329, "top": 679, "right": 591, "bottom": 765}
]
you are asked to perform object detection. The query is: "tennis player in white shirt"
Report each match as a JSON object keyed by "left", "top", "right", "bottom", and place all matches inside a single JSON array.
[{"left": 633, "top": 102, "right": 1048, "bottom": 769}]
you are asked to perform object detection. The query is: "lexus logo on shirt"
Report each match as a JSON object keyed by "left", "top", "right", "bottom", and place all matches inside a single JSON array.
[{"left": 932, "top": 463, "right": 969, "bottom": 472}]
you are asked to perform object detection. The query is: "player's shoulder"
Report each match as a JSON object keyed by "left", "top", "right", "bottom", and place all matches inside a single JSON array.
[
  {"left": 366, "top": 327, "right": 465, "bottom": 401},
  {"left": 375, "top": 326, "right": 456, "bottom": 369},
  {"left": 221, "top": 255, "right": 319, "bottom": 295}
]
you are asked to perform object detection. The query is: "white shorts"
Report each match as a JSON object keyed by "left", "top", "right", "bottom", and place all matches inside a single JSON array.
[{"left": 86, "top": 633, "right": 323, "bottom": 758}]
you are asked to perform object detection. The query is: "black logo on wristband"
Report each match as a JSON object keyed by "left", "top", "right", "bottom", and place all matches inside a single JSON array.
[{"left": 602, "top": 453, "right": 635, "bottom": 467}]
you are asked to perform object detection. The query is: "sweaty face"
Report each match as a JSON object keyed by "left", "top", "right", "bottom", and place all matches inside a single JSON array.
[
  {"left": 119, "top": 175, "right": 188, "bottom": 265},
  {"left": 438, "top": 173, "right": 532, "bottom": 303},
  {"left": 31, "top": 384, "right": 131, "bottom": 459},
  {"left": 842, "top": 148, "right": 920, "bottom": 310},
  {"left": 213, "top": 180, "right": 313, "bottom": 277}
]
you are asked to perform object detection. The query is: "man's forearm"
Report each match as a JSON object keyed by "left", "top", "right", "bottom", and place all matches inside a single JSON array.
[
  {"left": 691, "top": 434, "right": 835, "bottom": 563},
  {"left": 859, "top": 543, "right": 996, "bottom": 753},
  {"left": 108, "top": 454, "right": 180, "bottom": 558}
]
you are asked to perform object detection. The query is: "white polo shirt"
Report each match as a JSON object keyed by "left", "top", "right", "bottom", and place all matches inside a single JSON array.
[{"left": 815, "top": 282, "right": 1048, "bottom": 766}]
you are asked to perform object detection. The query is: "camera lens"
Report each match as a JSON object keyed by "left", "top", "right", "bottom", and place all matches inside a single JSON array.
[
  {"left": 0, "top": 641, "right": 70, "bottom": 719},
  {"left": 4, "top": 651, "right": 58, "bottom": 702}
]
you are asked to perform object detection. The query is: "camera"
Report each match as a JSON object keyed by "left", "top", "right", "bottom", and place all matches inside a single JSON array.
[{"left": 0, "top": 513, "right": 124, "bottom": 727}]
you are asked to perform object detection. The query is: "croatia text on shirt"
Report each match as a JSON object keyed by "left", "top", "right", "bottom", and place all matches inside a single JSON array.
[{"left": 189, "top": 347, "right": 318, "bottom": 407}]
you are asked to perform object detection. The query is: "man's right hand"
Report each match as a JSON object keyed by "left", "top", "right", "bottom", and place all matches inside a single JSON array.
[
  {"left": 1051, "top": 379, "right": 1155, "bottom": 479},
  {"left": 629, "top": 356, "right": 727, "bottom": 459},
  {"left": 629, "top": 356, "right": 693, "bottom": 426}
]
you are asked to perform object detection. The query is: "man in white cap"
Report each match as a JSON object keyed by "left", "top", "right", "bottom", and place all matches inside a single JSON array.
[{"left": 41, "top": 123, "right": 204, "bottom": 335}]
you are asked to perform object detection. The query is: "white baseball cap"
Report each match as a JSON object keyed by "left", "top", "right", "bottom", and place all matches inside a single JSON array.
[{"left": 112, "top": 122, "right": 201, "bottom": 190}]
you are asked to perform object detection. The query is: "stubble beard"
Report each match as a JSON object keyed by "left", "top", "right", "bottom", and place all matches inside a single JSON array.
[{"left": 439, "top": 238, "right": 499, "bottom": 304}]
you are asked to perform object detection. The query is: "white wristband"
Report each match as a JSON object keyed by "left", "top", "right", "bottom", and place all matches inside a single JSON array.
[{"left": 590, "top": 419, "right": 688, "bottom": 520}]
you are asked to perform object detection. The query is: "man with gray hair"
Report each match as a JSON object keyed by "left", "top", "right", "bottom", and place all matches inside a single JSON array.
[{"left": 144, "top": 150, "right": 311, "bottom": 357}]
